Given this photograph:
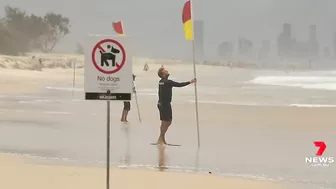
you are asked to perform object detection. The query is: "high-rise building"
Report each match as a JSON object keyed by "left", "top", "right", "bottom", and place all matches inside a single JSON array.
[
  {"left": 277, "top": 23, "right": 293, "bottom": 58},
  {"left": 308, "top": 24, "right": 318, "bottom": 57},
  {"left": 283, "top": 23, "right": 291, "bottom": 39},
  {"left": 309, "top": 25, "right": 317, "bottom": 41},
  {"left": 283, "top": 23, "right": 292, "bottom": 57},
  {"left": 333, "top": 32, "right": 336, "bottom": 57},
  {"left": 218, "top": 41, "right": 234, "bottom": 58},
  {"left": 193, "top": 20, "right": 204, "bottom": 63},
  {"left": 238, "top": 37, "right": 253, "bottom": 55}
]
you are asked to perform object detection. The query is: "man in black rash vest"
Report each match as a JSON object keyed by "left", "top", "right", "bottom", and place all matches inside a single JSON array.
[{"left": 156, "top": 67, "right": 196, "bottom": 144}]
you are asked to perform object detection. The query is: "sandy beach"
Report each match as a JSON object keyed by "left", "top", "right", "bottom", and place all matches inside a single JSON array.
[
  {"left": 0, "top": 153, "right": 288, "bottom": 189},
  {"left": 0, "top": 53, "right": 335, "bottom": 189}
]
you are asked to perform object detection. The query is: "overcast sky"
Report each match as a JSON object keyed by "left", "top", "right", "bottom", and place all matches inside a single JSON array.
[{"left": 1, "top": 0, "right": 336, "bottom": 60}]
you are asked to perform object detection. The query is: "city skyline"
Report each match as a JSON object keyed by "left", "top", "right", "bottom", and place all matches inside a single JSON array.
[
  {"left": 1, "top": 0, "right": 336, "bottom": 61},
  {"left": 216, "top": 22, "right": 335, "bottom": 62}
]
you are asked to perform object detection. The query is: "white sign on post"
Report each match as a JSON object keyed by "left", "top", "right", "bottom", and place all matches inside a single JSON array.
[{"left": 84, "top": 35, "right": 132, "bottom": 100}]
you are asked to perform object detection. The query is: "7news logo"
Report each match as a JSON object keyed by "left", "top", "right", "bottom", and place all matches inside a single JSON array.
[{"left": 305, "top": 141, "right": 334, "bottom": 167}]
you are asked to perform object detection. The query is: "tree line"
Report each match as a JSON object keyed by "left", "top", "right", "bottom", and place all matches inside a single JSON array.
[{"left": 0, "top": 6, "right": 71, "bottom": 55}]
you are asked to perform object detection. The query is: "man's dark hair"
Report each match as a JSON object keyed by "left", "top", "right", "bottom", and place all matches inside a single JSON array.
[{"left": 157, "top": 67, "right": 165, "bottom": 78}]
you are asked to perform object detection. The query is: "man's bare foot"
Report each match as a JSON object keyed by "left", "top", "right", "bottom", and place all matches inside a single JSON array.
[
  {"left": 157, "top": 143, "right": 166, "bottom": 149},
  {"left": 120, "top": 119, "right": 128, "bottom": 122},
  {"left": 157, "top": 139, "right": 167, "bottom": 145}
]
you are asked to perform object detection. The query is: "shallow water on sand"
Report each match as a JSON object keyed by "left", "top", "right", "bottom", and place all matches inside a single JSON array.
[{"left": 0, "top": 67, "right": 336, "bottom": 189}]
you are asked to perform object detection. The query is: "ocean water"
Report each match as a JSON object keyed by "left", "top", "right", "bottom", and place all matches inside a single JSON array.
[
  {"left": 0, "top": 67, "right": 335, "bottom": 189},
  {"left": 245, "top": 70, "right": 336, "bottom": 107},
  {"left": 250, "top": 75, "right": 336, "bottom": 91},
  {"left": 41, "top": 69, "right": 336, "bottom": 106}
]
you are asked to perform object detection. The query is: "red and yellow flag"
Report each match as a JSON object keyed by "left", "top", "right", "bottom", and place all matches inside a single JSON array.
[
  {"left": 112, "top": 21, "right": 124, "bottom": 35},
  {"left": 182, "top": 0, "right": 193, "bottom": 40}
]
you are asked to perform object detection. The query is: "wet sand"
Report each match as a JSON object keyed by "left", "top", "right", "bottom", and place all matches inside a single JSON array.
[
  {"left": 0, "top": 62, "right": 335, "bottom": 189},
  {"left": 0, "top": 153, "right": 288, "bottom": 189},
  {"left": 0, "top": 69, "right": 76, "bottom": 94}
]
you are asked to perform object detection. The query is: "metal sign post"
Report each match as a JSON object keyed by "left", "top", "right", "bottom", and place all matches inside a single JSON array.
[{"left": 106, "top": 97, "right": 111, "bottom": 189}]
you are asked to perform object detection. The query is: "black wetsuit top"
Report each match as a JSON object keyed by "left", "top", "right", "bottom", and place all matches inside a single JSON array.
[{"left": 158, "top": 78, "right": 190, "bottom": 105}]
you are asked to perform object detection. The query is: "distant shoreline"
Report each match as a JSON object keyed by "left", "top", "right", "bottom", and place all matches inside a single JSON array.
[{"left": 1, "top": 53, "right": 336, "bottom": 71}]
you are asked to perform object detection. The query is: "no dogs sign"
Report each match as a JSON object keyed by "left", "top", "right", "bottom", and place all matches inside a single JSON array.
[{"left": 84, "top": 35, "right": 133, "bottom": 100}]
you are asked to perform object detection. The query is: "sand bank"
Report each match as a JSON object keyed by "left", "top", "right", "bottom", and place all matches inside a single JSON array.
[
  {"left": 0, "top": 153, "right": 287, "bottom": 189},
  {"left": 0, "top": 53, "right": 83, "bottom": 69},
  {"left": 0, "top": 53, "right": 178, "bottom": 70}
]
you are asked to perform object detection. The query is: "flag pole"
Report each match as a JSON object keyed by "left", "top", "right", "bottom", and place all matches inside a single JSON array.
[
  {"left": 190, "top": 0, "right": 200, "bottom": 148},
  {"left": 192, "top": 40, "right": 200, "bottom": 148}
]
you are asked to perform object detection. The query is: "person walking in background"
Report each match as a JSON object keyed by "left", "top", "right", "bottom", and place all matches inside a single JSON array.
[
  {"left": 143, "top": 63, "right": 149, "bottom": 71},
  {"left": 121, "top": 74, "right": 137, "bottom": 122}
]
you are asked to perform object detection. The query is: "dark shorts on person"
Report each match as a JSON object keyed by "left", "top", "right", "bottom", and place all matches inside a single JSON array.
[
  {"left": 123, "top": 101, "right": 130, "bottom": 111},
  {"left": 157, "top": 103, "right": 172, "bottom": 121}
]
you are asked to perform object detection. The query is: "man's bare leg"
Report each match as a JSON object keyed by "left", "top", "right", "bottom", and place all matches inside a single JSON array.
[
  {"left": 124, "top": 110, "right": 129, "bottom": 122},
  {"left": 157, "top": 120, "right": 171, "bottom": 144},
  {"left": 158, "top": 144, "right": 166, "bottom": 171},
  {"left": 120, "top": 109, "right": 125, "bottom": 121},
  {"left": 120, "top": 110, "right": 128, "bottom": 122}
]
